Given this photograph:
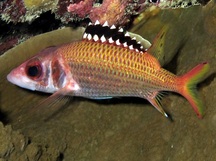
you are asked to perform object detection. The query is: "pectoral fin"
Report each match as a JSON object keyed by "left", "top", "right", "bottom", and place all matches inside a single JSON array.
[{"left": 29, "top": 87, "right": 73, "bottom": 121}]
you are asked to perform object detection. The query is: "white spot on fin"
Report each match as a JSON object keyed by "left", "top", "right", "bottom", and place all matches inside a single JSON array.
[
  {"left": 95, "top": 20, "right": 100, "bottom": 25},
  {"left": 83, "top": 33, "right": 87, "bottom": 39},
  {"left": 118, "top": 28, "right": 124, "bottom": 32},
  {"left": 87, "top": 34, "right": 92, "bottom": 40},
  {"left": 100, "top": 35, "right": 106, "bottom": 43},
  {"left": 125, "top": 32, "right": 130, "bottom": 37},
  {"left": 110, "top": 25, "right": 116, "bottom": 29},
  {"left": 116, "top": 39, "right": 121, "bottom": 45},
  {"left": 129, "top": 45, "right": 134, "bottom": 50},
  {"left": 108, "top": 37, "right": 114, "bottom": 43},
  {"left": 123, "top": 42, "right": 127, "bottom": 47},
  {"left": 103, "top": 21, "right": 109, "bottom": 27},
  {"left": 93, "top": 35, "right": 99, "bottom": 41}
]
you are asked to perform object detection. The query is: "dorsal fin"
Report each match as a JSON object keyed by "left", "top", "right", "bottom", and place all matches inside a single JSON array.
[{"left": 83, "top": 20, "right": 145, "bottom": 53}]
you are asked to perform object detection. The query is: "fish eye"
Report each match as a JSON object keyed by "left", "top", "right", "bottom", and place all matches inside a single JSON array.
[
  {"left": 27, "top": 66, "right": 41, "bottom": 77},
  {"left": 149, "top": 0, "right": 160, "bottom": 3},
  {"left": 26, "top": 60, "right": 42, "bottom": 79}
]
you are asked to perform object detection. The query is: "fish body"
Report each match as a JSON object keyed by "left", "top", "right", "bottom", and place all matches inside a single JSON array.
[
  {"left": 7, "top": 21, "right": 210, "bottom": 118},
  {"left": 57, "top": 41, "right": 174, "bottom": 97}
]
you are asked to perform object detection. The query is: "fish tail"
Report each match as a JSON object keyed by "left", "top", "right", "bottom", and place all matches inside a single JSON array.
[{"left": 177, "top": 62, "right": 210, "bottom": 118}]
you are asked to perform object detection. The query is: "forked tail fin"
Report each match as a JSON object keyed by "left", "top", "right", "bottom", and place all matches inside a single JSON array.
[{"left": 178, "top": 62, "right": 210, "bottom": 118}]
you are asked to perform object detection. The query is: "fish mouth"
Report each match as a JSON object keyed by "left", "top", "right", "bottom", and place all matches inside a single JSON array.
[
  {"left": 7, "top": 73, "right": 16, "bottom": 85},
  {"left": 7, "top": 72, "right": 36, "bottom": 91}
]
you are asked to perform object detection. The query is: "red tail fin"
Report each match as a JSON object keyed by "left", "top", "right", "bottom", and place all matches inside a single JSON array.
[{"left": 177, "top": 62, "right": 210, "bottom": 118}]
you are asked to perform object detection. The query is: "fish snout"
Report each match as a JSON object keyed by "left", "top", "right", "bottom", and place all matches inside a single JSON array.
[
  {"left": 7, "top": 67, "right": 36, "bottom": 91},
  {"left": 7, "top": 69, "right": 20, "bottom": 85}
]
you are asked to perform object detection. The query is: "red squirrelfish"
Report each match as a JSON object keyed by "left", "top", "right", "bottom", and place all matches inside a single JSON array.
[{"left": 7, "top": 20, "right": 210, "bottom": 118}]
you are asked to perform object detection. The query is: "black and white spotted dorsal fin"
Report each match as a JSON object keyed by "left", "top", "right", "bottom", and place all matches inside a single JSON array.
[{"left": 83, "top": 20, "right": 145, "bottom": 52}]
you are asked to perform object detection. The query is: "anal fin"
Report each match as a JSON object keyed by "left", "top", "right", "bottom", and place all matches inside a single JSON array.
[{"left": 145, "top": 91, "right": 169, "bottom": 118}]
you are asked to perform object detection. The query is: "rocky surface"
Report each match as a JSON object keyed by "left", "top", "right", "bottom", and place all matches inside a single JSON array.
[{"left": 0, "top": 1, "right": 216, "bottom": 161}]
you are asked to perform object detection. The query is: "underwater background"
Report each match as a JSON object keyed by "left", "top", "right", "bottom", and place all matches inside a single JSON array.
[{"left": 0, "top": 0, "right": 216, "bottom": 160}]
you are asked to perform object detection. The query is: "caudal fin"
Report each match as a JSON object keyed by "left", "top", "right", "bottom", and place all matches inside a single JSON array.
[{"left": 178, "top": 62, "right": 210, "bottom": 118}]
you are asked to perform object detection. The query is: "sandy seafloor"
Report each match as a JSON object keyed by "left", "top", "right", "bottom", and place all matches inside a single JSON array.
[{"left": 0, "top": 1, "right": 216, "bottom": 161}]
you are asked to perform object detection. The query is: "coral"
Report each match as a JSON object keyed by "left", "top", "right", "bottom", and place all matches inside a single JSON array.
[
  {"left": 0, "top": 0, "right": 57, "bottom": 23},
  {"left": 67, "top": 0, "right": 139, "bottom": 25},
  {"left": 0, "top": 0, "right": 204, "bottom": 24},
  {"left": 0, "top": 37, "right": 19, "bottom": 56},
  {"left": 0, "top": 0, "right": 26, "bottom": 23},
  {"left": 90, "top": 0, "right": 136, "bottom": 25},
  {"left": 157, "top": 0, "right": 201, "bottom": 8},
  {"left": 138, "top": 0, "right": 202, "bottom": 10},
  {"left": 67, "top": 0, "right": 95, "bottom": 18},
  {"left": 23, "top": 0, "right": 56, "bottom": 9},
  {"left": 66, "top": 0, "right": 204, "bottom": 25}
]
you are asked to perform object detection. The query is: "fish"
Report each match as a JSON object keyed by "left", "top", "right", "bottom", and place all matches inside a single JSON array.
[{"left": 7, "top": 20, "right": 210, "bottom": 118}]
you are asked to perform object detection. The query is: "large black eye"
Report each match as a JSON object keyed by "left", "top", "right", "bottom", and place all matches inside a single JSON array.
[
  {"left": 149, "top": 0, "right": 160, "bottom": 3},
  {"left": 26, "top": 60, "right": 42, "bottom": 79},
  {"left": 27, "top": 65, "right": 41, "bottom": 77}
]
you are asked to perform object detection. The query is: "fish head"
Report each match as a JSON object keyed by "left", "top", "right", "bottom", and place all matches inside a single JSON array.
[{"left": 7, "top": 47, "right": 64, "bottom": 93}]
